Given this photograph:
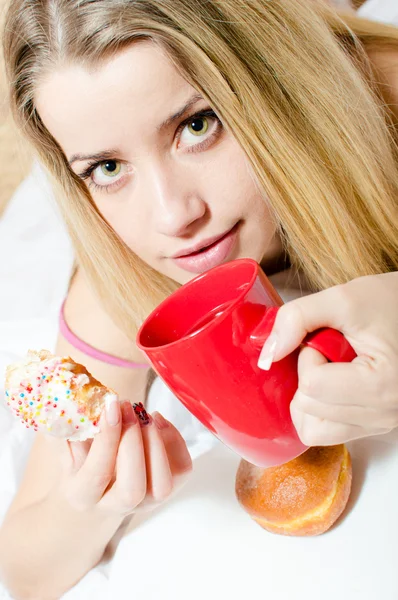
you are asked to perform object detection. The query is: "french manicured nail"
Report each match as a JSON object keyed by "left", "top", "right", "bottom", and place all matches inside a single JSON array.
[
  {"left": 121, "top": 401, "right": 137, "bottom": 425},
  {"left": 105, "top": 394, "right": 120, "bottom": 427},
  {"left": 258, "top": 333, "right": 278, "bottom": 371},
  {"left": 153, "top": 411, "right": 170, "bottom": 431},
  {"left": 133, "top": 402, "right": 151, "bottom": 427}
]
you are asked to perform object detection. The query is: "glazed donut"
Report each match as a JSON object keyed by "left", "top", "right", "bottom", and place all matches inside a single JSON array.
[
  {"left": 235, "top": 445, "right": 352, "bottom": 536},
  {"left": 4, "top": 350, "right": 116, "bottom": 441}
]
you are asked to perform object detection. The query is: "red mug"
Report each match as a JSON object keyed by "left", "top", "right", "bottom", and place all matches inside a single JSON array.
[{"left": 137, "top": 259, "right": 356, "bottom": 467}]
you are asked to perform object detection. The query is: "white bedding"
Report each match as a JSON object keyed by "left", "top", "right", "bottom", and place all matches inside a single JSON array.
[{"left": 1, "top": 3, "right": 398, "bottom": 597}]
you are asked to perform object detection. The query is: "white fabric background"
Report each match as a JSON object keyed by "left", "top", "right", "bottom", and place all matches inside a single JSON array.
[
  {"left": 0, "top": 1, "right": 398, "bottom": 598},
  {"left": 358, "top": 0, "right": 398, "bottom": 23}
]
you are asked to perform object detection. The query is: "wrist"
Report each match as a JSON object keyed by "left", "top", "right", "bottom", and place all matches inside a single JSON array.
[{"left": 1, "top": 489, "right": 125, "bottom": 599}]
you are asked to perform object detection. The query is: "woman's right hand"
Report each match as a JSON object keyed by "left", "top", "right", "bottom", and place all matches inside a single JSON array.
[{"left": 57, "top": 399, "right": 193, "bottom": 516}]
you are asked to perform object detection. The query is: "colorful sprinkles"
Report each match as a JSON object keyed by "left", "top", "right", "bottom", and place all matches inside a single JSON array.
[
  {"left": 6, "top": 357, "right": 75, "bottom": 433},
  {"left": 4, "top": 351, "right": 104, "bottom": 441}
]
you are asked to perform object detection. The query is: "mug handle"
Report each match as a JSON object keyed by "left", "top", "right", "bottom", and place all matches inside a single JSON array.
[{"left": 250, "top": 306, "right": 356, "bottom": 363}]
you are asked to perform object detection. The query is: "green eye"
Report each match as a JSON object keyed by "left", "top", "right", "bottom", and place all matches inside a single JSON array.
[
  {"left": 100, "top": 161, "right": 121, "bottom": 177},
  {"left": 187, "top": 117, "right": 209, "bottom": 137}
]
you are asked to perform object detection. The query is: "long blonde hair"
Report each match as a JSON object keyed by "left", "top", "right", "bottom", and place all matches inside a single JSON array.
[{"left": 3, "top": 0, "right": 398, "bottom": 336}]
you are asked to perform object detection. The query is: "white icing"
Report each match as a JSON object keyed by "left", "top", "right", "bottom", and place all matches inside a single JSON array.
[{"left": 4, "top": 351, "right": 103, "bottom": 441}]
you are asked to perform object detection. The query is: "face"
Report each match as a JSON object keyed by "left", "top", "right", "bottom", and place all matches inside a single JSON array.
[{"left": 36, "top": 42, "right": 282, "bottom": 284}]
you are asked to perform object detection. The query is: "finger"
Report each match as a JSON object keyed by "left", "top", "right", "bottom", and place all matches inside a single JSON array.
[
  {"left": 297, "top": 346, "right": 384, "bottom": 408},
  {"left": 66, "top": 439, "right": 93, "bottom": 472},
  {"left": 101, "top": 401, "right": 147, "bottom": 514},
  {"left": 136, "top": 413, "right": 192, "bottom": 512},
  {"left": 72, "top": 397, "right": 122, "bottom": 506},
  {"left": 152, "top": 412, "right": 192, "bottom": 477},
  {"left": 291, "top": 390, "right": 398, "bottom": 432},
  {"left": 141, "top": 413, "right": 173, "bottom": 504},
  {"left": 268, "top": 285, "right": 352, "bottom": 361},
  {"left": 298, "top": 344, "right": 328, "bottom": 375},
  {"left": 296, "top": 346, "right": 398, "bottom": 429},
  {"left": 290, "top": 405, "right": 370, "bottom": 446}
]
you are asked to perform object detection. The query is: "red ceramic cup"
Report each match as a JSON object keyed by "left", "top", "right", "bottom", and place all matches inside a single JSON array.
[{"left": 137, "top": 259, "right": 356, "bottom": 467}]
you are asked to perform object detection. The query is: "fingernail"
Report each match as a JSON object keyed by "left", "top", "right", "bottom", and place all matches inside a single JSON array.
[
  {"left": 258, "top": 333, "right": 278, "bottom": 371},
  {"left": 153, "top": 412, "right": 170, "bottom": 431},
  {"left": 121, "top": 401, "right": 137, "bottom": 425},
  {"left": 105, "top": 394, "right": 120, "bottom": 427},
  {"left": 133, "top": 402, "right": 151, "bottom": 427}
]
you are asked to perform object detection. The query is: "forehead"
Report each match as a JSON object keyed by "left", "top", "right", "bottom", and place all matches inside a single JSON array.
[{"left": 35, "top": 42, "right": 192, "bottom": 158}]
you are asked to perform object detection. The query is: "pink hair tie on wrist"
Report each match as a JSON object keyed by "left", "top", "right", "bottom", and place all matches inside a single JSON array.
[{"left": 59, "top": 301, "right": 148, "bottom": 369}]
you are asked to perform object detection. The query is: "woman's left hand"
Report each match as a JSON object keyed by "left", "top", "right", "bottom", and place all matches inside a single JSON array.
[{"left": 259, "top": 272, "right": 398, "bottom": 446}]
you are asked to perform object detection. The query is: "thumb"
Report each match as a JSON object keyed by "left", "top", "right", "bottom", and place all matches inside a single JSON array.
[{"left": 259, "top": 288, "right": 345, "bottom": 367}]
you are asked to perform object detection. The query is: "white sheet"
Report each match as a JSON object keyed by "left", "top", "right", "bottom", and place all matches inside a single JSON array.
[{"left": 1, "top": 3, "right": 398, "bottom": 597}]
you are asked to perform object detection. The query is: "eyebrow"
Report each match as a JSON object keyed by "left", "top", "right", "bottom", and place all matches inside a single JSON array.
[
  {"left": 68, "top": 92, "right": 204, "bottom": 166},
  {"left": 68, "top": 149, "right": 119, "bottom": 167},
  {"left": 156, "top": 92, "right": 203, "bottom": 132}
]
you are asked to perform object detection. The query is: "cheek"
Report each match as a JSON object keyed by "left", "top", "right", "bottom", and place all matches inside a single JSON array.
[
  {"left": 94, "top": 195, "right": 149, "bottom": 253},
  {"left": 205, "top": 143, "right": 267, "bottom": 217}
]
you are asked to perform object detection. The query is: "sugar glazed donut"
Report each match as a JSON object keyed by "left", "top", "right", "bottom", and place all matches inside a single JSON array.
[
  {"left": 4, "top": 350, "right": 116, "bottom": 441},
  {"left": 235, "top": 445, "right": 352, "bottom": 536}
]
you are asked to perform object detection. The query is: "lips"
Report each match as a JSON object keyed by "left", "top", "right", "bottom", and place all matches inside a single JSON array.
[{"left": 171, "top": 223, "right": 239, "bottom": 274}]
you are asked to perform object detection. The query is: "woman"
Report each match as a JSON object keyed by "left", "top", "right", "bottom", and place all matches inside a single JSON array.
[{"left": 0, "top": 1, "right": 398, "bottom": 598}]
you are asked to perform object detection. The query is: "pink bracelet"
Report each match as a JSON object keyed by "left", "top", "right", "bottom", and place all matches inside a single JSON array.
[{"left": 59, "top": 301, "right": 148, "bottom": 369}]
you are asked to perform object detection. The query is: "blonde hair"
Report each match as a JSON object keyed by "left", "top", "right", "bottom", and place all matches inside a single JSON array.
[{"left": 3, "top": 0, "right": 398, "bottom": 337}]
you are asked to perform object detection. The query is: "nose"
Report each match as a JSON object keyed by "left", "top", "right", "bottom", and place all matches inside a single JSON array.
[{"left": 145, "top": 161, "right": 207, "bottom": 237}]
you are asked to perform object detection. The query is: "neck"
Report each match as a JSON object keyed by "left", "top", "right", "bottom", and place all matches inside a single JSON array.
[{"left": 260, "top": 252, "right": 291, "bottom": 276}]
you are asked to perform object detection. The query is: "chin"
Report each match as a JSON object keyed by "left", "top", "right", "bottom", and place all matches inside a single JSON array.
[{"left": 175, "top": 270, "right": 197, "bottom": 285}]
